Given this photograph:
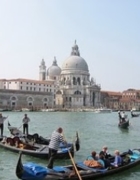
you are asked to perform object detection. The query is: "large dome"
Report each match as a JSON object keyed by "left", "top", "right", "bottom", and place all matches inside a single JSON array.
[
  {"left": 61, "top": 41, "right": 89, "bottom": 72},
  {"left": 62, "top": 55, "right": 89, "bottom": 72},
  {"left": 47, "top": 57, "right": 61, "bottom": 76}
]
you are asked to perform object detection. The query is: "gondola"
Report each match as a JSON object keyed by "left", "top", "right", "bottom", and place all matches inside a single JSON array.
[
  {"left": 131, "top": 113, "right": 140, "bottom": 118},
  {"left": 118, "top": 120, "right": 129, "bottom": 129},
  {"left": 16, "top": 148, "right": 140, "bottom": 180},
  {"left": 7, "top": 122, "right": 80, "bottom": 151},
  {"left": 0, "top": 136, "right": 76, "bottom": 159}
]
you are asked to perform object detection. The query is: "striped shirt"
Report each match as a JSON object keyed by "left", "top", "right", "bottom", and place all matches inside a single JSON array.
[{"left": 49, "top": 130, "right": 65, "bottom": 150}]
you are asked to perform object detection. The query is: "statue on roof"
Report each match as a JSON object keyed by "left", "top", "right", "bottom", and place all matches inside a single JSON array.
[{"left": 91, "top": 77, "right": 95, "bottom": 85}]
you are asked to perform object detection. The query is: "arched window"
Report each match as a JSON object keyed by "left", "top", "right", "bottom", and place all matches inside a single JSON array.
[
  {"left": 73, "top": 77, "right": 76, "bottom": 85},
  {"left": 28, "top": 102, "right": 32, "bottom": 106},
  {"left": 74, "top": 91, "right": 81, "bottom": 95},
  {"left": 56, "top": 90, "right": 62, "bottom": 94},
  {"left": 77, "top": 77, "right": 81, "bottom": 85},
  {"left": 64, "top": 78, "right": 66, "bottom": 85},
  {"left": 28, "top": 97, "right": 33, "bottom": 101},
  {"left": 44, "top": 98, "right": 47, "bottom": 102},
  {"left": 11, "top": 96, "right": 16, "bottom": 101}
]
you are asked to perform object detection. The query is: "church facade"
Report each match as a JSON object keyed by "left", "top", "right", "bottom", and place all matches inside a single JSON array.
[
  {"left": 39, "top": 41, "right": 101, "bottom": 108},
  {"left": 0, "top": 41, "right": 101, "bottom": 110}
]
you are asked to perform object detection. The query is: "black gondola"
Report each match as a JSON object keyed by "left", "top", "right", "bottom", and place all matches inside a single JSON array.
[
  {"left": 0, "top": 136, "right": 76, "bottom": 159},
  {"left": 7, "top": 122, "right": 80, "bottom": 151},
  {"left": 118, "top": 120, "right": 129, "bottom": 129},
  {"left": 0, "top": 123, "right": 80, "bottom": 159},
  {"left": 131, "top": 113, "right": 140, "bottom": 118},
  {"left": 16, "top": 148, "right": 140, "bottom": 180}
]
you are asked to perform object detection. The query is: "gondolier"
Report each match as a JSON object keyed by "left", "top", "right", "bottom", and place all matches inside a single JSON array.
[
  {"left": 47, "top": 127, "right": 66, "bottom": 169},
  {"left": 22, "top": 114, "right": 30, "bottom": 135},
  {"left": 0, "top": 113, "right": 8, "bottom": 137}
]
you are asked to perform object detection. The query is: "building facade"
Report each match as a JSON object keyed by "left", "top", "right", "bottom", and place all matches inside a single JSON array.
[{"left": 101, "top": 89, "right": 140, "bottom": 111}]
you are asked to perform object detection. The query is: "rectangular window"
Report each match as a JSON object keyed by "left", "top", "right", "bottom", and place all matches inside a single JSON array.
[
  {"left": 26, "top": 87, "right": 28, "bottom": 90},
  {"left": 20, "top": 86, "right": 22, "bottom": 90}
]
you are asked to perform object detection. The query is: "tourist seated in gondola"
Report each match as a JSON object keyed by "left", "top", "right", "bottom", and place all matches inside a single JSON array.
[
  {"left": 111, "top": 150, "right": 122, "bottom": 167},
  {"left": 86, "top": 151, "right": 99, "bottom": 160},
  {"left": 99, "top": 146, "right": 111, "bottom": 159},
  {"left": 84, "top": 152, "right": 105, "bottom": 168},
  {"left": 99, "top": 146, "right": 112, "bottom": 168}
]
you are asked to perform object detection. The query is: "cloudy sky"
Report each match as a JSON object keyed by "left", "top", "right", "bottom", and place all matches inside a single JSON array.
[{"left": 0, "top": 0, "right": 140, "bottom": 91}]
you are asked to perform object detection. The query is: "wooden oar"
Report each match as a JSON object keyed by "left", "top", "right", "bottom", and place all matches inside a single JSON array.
[
  {"left": 18, "top": 124, "right": 23, "bottom": 129},
  {"left": 63, "top": 134, "right": 82, "bottom": 180}
]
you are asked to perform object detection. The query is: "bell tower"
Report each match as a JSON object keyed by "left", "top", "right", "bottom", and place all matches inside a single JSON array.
[{"left": 39, "top": 59, "right": 46, "bottom": 80}]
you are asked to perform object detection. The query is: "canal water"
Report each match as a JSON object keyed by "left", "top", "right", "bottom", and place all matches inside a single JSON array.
[{"left": 0, "top": 111, "right": 140, "bottom": 180}]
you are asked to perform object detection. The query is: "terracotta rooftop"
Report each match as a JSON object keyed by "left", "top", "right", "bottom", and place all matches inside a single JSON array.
[{"left": 101, "top": 90, "right": 122, "bottom": 96}]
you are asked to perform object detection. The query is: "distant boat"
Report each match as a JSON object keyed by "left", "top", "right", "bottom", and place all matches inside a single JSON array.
[
  {"left": 131, "top": 107, "right": 137, "bottom": 111},
  {"left": 40, "top": 108, "right": 56, "bottom": 112},
  {"left": 118, "top": 120, "right": 129, "bottom": 129},
  {"left": 21, "top": 108, "right": 30, "bottom": 112},
  {"left": 94, "top": 107, "right": 112, "bottom": 113}
]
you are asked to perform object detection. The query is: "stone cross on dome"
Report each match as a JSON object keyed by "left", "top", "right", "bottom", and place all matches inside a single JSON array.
[
  {"left": 71, "top": 40, "right": 80, "bottom": 56},
  {"left": 52, "top": 56, "right": 58, "bottom": 66}
]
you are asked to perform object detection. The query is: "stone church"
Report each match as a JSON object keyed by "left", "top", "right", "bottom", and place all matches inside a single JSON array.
[{"left": 39, "top": 41, "right": 101, "bottom": 108}]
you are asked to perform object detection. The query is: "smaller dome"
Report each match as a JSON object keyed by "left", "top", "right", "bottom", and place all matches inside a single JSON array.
[{"left": 47, "top": 57, "right": 61, "bottom": 76}]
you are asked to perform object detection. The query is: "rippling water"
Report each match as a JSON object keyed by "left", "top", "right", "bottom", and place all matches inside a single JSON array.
[{"left": 0, "top": 111, "right": 140, "bottom": 180}]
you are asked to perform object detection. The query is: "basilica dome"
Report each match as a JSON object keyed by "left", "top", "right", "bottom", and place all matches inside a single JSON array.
[
  {"left": 61, "top": 41, "right": 89, "bottom": 72},
  {"left": 62, "top": 55, "right": 89, "bottom": 72},
  {"left": 47, "top": 57, "right": 61, "bottom": 76}
]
